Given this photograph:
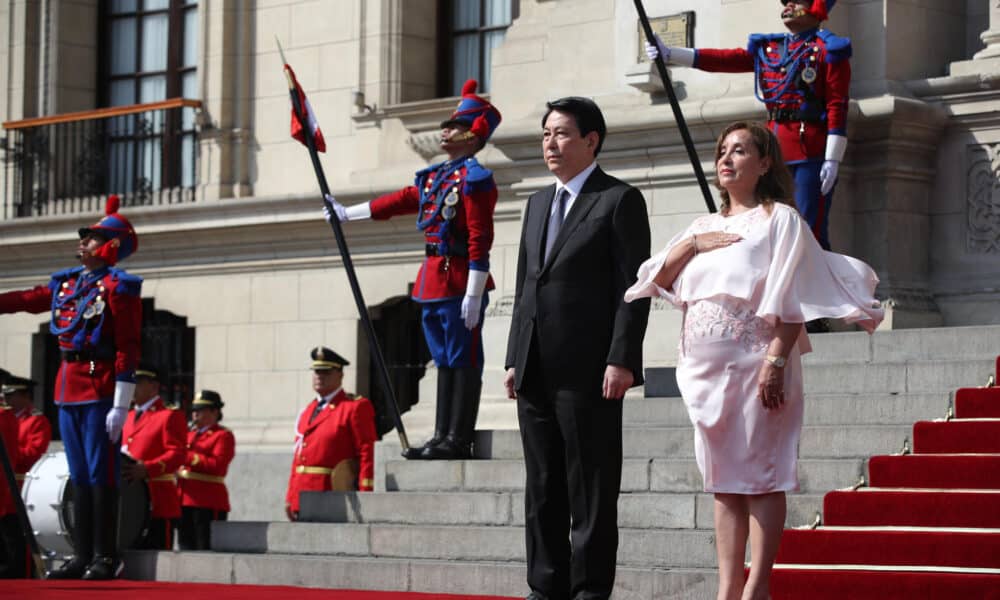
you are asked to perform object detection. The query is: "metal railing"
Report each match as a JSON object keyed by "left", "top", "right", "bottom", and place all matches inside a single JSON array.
[{"left": 2, "top": 98, "right": 202, "bottom": 219}]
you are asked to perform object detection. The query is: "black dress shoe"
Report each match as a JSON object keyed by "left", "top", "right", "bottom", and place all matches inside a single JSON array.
[
  {"left": 422, "top": 437, "right": 473, "bottom": 460},
  {"left": 81, "top": 555, "right": 121, "bottom": 580},
  {"left": 525, "top": 592, "right": 549, "bottom": 600},
  {"left": 46, "top": 556, "right": 90, "bottom": 580},
  {"left": 402, "top": 437, "right": 443, "bottom": 460}
]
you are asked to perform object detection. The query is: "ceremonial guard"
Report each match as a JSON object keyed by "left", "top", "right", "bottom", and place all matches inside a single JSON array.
[
  {"left": 0, "top": 392, "right": 24, "bottom": 578},
  {"left": 325, "top": 79, "right": 502, "bottom": 460},
  {"left": 177, "top": 390, "right": 235, "bottom": 550},
  {"left": 647, "top": 0, "right": 850, "bottom": 252},
  {"left": 120, "top": 364, "right": 186, "bottom": 550},
  {"left": 0, "top": 376, "right": 52, "bottom": 489},
  {"left": 0, "top": 195, "right": 141, "bottom": 579},
  {"left": 285, "top": 348, "right": 377, "bottom": 521}
]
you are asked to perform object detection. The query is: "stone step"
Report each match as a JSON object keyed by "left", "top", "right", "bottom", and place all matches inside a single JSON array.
[
  {"left": 470, "top": 424, "right": 909, "bottom": 460},
  {"left": 645, "top": 359, "right": 994, "bottom": 398},
  {"left": 123, "top": 551, "right": 719, "bottom": 599},
  {"left": 297, "top": 490, "right": 826, "bottom": 531},
  {"left": 207, "top": 521, "right": 720, "bottom": 569},
  {"left": 803, "top": 359, "right": 994, "bottom": 394},
  {"left": 628, "top": 392, "right": 947, "bottom": 426},
  {"left": 382, "top": 457, "right": 866, "bottom": 494},
  {"left": 805, "top": 325, "right": 1000, "bottom": 364}
]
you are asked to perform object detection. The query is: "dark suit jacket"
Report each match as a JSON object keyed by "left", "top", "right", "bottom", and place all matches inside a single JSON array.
[{"left": 505, "top": 166, "right": 651, "bottom": 394}]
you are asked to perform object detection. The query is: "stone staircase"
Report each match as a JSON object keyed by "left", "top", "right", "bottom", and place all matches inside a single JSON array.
[{"left": 124, "top": 325, "right": 1000, "bottom": 599}]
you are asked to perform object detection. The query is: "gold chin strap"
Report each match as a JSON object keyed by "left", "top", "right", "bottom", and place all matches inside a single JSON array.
[
  {"left": 786, "top": 6, "right": 808, "bottom": 18},
  {"left": 445, "top": 130, "right": 477, "bottom": 143}
]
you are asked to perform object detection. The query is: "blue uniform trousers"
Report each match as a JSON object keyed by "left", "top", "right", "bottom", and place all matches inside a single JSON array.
[
  {"left": 59, "top": 401, "right": 120, "bottom": 488},
  {"left": 421, "top": 296, "right": 488, "bottom": 372},
  {"left": 790, "top": 160, "right": 834, "bottom": 251}
]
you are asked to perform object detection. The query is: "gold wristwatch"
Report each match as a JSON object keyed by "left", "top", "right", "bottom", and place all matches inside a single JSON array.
[{"left": 765, "top": 354, "right": 786, "bottom": 368}]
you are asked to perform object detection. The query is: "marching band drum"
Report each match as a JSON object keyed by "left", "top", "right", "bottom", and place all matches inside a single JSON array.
[{"left": 20, "top": 451, "right": 152, "bottom": 560}]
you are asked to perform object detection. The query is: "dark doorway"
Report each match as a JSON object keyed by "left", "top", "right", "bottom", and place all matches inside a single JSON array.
[
  {"left": 361, "top": 296, "right": 431, "bottom": 438},
  {"left": 139, "top": 298, "right": 195, "bottom": 412},
  {"left": 33, "top": 298, "right": 195, "bottom": 440}
]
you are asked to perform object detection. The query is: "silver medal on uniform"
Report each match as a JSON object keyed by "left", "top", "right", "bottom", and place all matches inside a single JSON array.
[
  {"left": 83, "top": 297, "right": 105, "bottom": 320},
  {"left": 442, "top": 188, "right": 459, "bottom": 220},
  {"left": 801, "top": 67, "right": 817, "bottom": 84}
]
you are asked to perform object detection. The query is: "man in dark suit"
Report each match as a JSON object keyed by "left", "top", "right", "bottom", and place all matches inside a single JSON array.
[{"left": 504, "top": 97, "right": 651, "bottom": 600}]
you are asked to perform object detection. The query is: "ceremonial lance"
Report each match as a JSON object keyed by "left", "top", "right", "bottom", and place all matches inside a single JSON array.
[
  {"left": 277, "top": 37, "right": 411, "bottom": 454},
  {"left": 633, "top": 0, "right": 717, "bottom": 213}
]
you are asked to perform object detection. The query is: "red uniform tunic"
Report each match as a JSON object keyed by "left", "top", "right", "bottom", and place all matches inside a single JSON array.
[
  {"left": 0, "top": 407, "right": 18, "bottom": 516},
  {"left": 15, "top": 409, "right": 52, "bottom": 490},
  {"left": 178, "top": 424, "right": 235, "bottom": 513},
  {"left": 370, "top": 158, "right": 497, "bottom": 302},
  {"left": 121, "top": 398, "right": 187, "bottom": 519},
  {"left": 0, "top": 266, "right": 143, "bottom": 403},
  {"left": 285, "top": 390, "right": 377, "bottom": 513},
  {"left": 694, "top": 29, "right": 851, "bottom": 164}
]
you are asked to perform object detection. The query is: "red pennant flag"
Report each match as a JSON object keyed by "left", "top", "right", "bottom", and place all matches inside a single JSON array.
[{"left": 284, "top": 64, "right": 326, "bottom": 153}]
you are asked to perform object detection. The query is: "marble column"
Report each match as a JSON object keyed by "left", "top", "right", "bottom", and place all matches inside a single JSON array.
[{"left": 974, "top": 1, "right": 1000, "bottom": 60}]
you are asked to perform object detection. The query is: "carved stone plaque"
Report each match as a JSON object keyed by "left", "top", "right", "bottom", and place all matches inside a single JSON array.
[
  {"left": 966, "top": 143, "right": 1000, "bottom": 253},
  {"left": 638, "top": 12, "right": 694, "bottom": 62}
]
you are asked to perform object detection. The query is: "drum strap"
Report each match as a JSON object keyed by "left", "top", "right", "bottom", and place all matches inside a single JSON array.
[{"left": 177, "top": 468, "right": 225, "bottom": 484}]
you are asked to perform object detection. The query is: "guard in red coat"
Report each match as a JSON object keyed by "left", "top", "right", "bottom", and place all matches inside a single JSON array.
[
  {"left": 0, "top": 376, "right": 52, "bottom": 490},
  {"left": 647, "top": 0, "right": 850, "bottom": 251},
  {"left": 0, "top": 195, "right": 141, "bottom": 580},
  {"left": 0, "top": 375, "right": 48, "bottom": 579},
  {"left": 285, "top": 348, "right": 377, "bottom": 521},
  {"left": 0, "top": 398, "right": 25, "bottom": 578},
  {"left": 325, "top": 79, "right": 502, "bottom": 460},
  {"left": 120, "top": 364, "right": 186, "bottom": 550},
  {"left": 177, "top": 389, "right": 235, "bottom": 550}
]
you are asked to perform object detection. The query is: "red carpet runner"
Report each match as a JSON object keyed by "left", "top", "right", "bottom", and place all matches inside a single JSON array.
[
  {"left": 0, "top": 580, "right": 519, "bottom": 600},
  {"left": 769, "top": 355, "right": 1000, "bottom": 598}
]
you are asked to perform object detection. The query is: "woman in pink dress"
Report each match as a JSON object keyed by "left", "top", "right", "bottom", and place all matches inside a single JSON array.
[{"left": 625, "top": 122, "right": 883, "bottom": 600}]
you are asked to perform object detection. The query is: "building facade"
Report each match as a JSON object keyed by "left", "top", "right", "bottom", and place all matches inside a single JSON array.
[{"left": 1, "top": 0, "right": 998, "bottom": 517}]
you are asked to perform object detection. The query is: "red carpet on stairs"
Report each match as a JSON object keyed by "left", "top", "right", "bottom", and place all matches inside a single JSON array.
[
  {"left": 955, "top": 386, "right": 1000, "bottom": 418},
  {"left": 867, "top": 454, "right": 1000, "bottom": 489},
  {"left": 823, "top": 489, "right": 1000, "bottom": 528},
  {"left": 0, "top": 580, "right": 520, "bottom": 600},
  {"left": 912, "top": 419, "right": 1000, "bottom": 453},
  {"left": 776, "top": 528, "right": 1000, "bottom": 569},
  {"left": 769, "top": 355, "right": 1000, "bottom": 598},
  {"left": 768, "top": 569, "right": 1000, "bottom": 600}
]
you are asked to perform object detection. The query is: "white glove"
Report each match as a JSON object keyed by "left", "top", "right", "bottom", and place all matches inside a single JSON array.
[
  {"left": 821, "top": 134, "right": 847, "bottom": 195},
  {"left": 106, "top": 381, "right": 134, "bottom": 443},
  {"left": 820, "top": 160, "right": 839, "bottom": 195},
  {"left": 323, "top": 194, "right": 348, "bottom": 223},
  {"left": 460, "top": 270, "right": 490, "bottom": 330},
  {"left": 645, "top": 39, "right": 669, "bottom": 62},
  {"left": 644, "top": 34, "right": 694, "bottom": 66}
]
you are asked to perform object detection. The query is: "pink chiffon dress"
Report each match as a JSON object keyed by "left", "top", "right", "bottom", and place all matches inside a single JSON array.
[{"left": 625, "top": 203, "right": 883, "bottom": 493}]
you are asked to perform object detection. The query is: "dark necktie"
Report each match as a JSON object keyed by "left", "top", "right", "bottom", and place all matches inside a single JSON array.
[
  {"left": 309, "top": 401, "right": 326, "bottom": 424},
  {"left": 133, "top": 410, "right": 143, "bottom": 424},
  {"left": 544, "top": 188, "right": 569, "bottom": 263}
]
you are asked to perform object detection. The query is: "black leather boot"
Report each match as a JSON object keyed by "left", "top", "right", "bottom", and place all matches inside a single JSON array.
[
  {"left": 403, "top": 367, "right": 454, "bottom": 459},
  {"left": 82, "top": 485, "right": 120, "bottom": 580},
  {"left": 424, "top": 367, "right": 481, "bottom": 460},
  {"left": 47, "top": 484, "right": 93, "bottom": 579}
]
